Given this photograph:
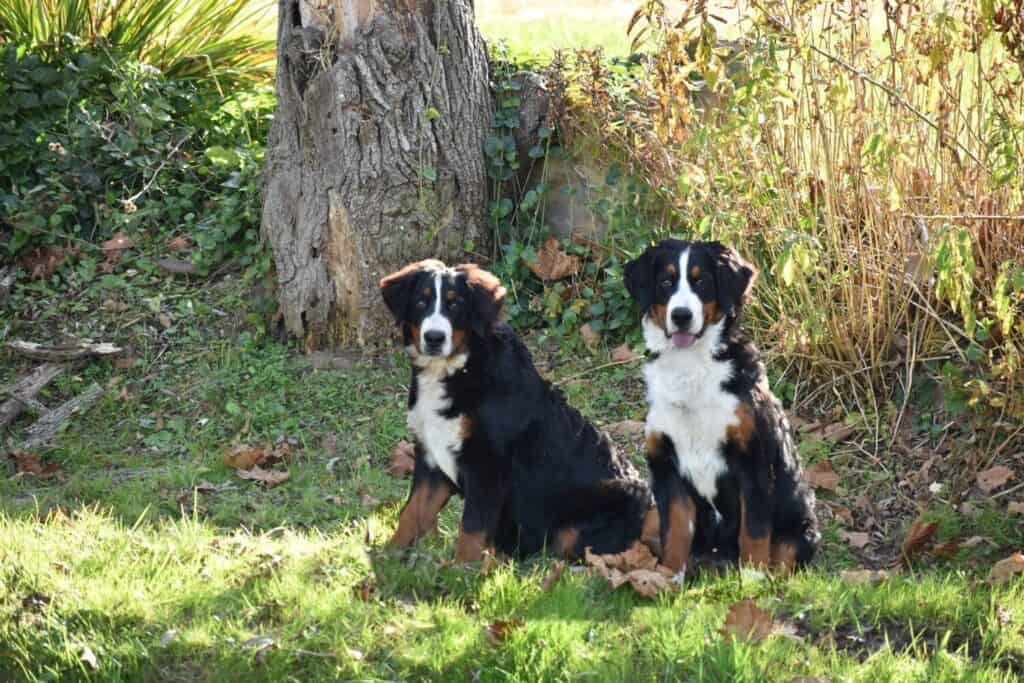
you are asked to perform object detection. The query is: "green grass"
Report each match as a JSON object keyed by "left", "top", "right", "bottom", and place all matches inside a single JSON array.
[{"left": 2, "top": 272, "right": 1023, "bottom": 680}]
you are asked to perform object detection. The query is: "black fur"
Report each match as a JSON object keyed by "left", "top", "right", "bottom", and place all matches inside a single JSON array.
[
  {"left": 381, "top": 261, "right": 653, "bottom": 560},
  {"left": 625, "top": 240, "right": 820, "bottom": 571}
]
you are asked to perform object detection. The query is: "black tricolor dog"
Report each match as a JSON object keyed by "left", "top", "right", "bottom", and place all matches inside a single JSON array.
[
  {"left": 380, "top": 259, "right": 656, "bottom": 562},
  {"left": 623, "top": 239, "right": 819, "bottom": 574}
]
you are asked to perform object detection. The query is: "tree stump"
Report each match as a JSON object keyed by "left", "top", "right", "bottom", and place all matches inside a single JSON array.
[{"left": 261, "top": 0, "right": 493, "bottom": 349}]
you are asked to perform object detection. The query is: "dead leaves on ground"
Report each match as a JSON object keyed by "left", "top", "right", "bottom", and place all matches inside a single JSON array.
[
  {"left": 720, "top": 600, "right": 774, "bottom": 643},
  {"left": 527, "top": 237, "right": 579, "bottom": 282},
  {"left": 585, "top": 541, "right": 677, "bottom": 599},
  {"left": 989, "top": 552, "right": 1024, "bottom": 584},
  {"left": 389, "top": 439, "right": 416, "bottom": 478},
  {"left": 604, "top": 420, "right": 645, "bottom": 437},
  {"left": 804, "top": 460, "right": 840, "bottom": 491},
  {"left": 610, "top": 344, "right": 640, "bottom": 363},
  {"left": 840, "top": 531, "right": 871, "bottom": 549},
  {"left": 977, "top": 465, "right": 1015, "bottom": 494},
  {"left": 21, "top": 245, "right": 67, "bottom": 279},
  {"left": 222, "top": 442, "right": 295, "bottom": 488},
  {"left": 485, "top": 618, "right": 524, "bottom": 645},
  {"left": 7, "top": 451, "right": 62, "bottom": 480},
  {"left": 900, "top": 515, "right": 939, "bottom": 565}
]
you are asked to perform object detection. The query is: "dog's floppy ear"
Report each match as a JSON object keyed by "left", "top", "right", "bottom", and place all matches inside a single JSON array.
[
  {"left": 456, "top": 264, "right": 506, "bottom": 336},
  {"left": 380, "top": 261, "right": 432, "bottom": 321},
  {"left": 711, "top": 242, "right": 757, "bottom": 317},
  {"left": 623, "top": 245, "right": 658, "bottom": 312}
]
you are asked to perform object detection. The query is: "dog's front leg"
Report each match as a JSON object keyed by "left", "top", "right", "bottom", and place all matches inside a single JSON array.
[
  {"left": 389, "top": 447, "right": 455, "bottom": 548},
  {"left": 738, "top": 468, "right": 774, "bottom": 568},
  {"left": 454, "top": 468, "right": 505, "bottom": 562},
  {"left": 647, "top": 432, "right": 696, "bottom": 574}
]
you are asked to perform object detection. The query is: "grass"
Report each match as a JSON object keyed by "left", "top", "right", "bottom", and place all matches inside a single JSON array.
[{"left": 2, "top": 255, "right": 1023, "bottom": 681}]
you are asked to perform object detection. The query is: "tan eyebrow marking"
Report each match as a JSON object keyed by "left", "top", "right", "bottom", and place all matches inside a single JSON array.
[
  {"left": 666, "top": 264, "right": 677, "bottom": 276},
  {"left": 446, "top": 290, "right": 456, "bottom": 301},
  {"left": 690, "top": 265, "right": 701, "bottom": 279},
  {"left": 422, "top": 287, "right": 432, "bottom": 297}
]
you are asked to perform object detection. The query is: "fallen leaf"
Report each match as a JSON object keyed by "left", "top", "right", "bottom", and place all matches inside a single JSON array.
[
  {"left": 840, "top": 531, "right": 871, "bottom": 549},
  {"left": 977, "top": 465, "right": 1015, "bottom": 494},
  {"left": 21, "top": 245, "right": 66, "bottom": 279},
  {"left": 360, "top": 492, "right": 381, "bottom": 508},
  {"left": 605, "top": 420, "right": 645, "bottom": 437},
  {"left": 804, "top": 460, "right": 840, "bottom": 491},
  {"left": 112, "top": 356, "right": 137, "bottom": 369},
  {"left": 831, "top": 505, "right": 854, "bottom": 526},
  {"left": 1008, "top": 502, "right": 1024, "bottom": 515},
  {"left": 611, "top": 344, "right": 640, "bottom": 363},
  {"left": 931, "top": 535, "right": 987, "bottom": 559},
  {"left": 222, "top": 445, "right": 267, "bottom": 470},
  {"left": 526, "top": 237, "right": 579, "bottom": 282},
  {"left": 236, "top": 466, "right": 290, "bottom": 488},
  {"left": 102, "top": 299, "right": 129, "bottom": 312},
  {"left": 158, "top": 313, "right": 172, "bottom": 329},
  {"left": 839, "top": 569, "right": 893, "bottom": 585},
  {"left": 901, "top": 516, "right": 939, "bottom": 564},
  {"left": 389, "top": 439, "right": 416, "bottom": 478},
  {"left": 541, "top": 560, "right": 566, "bottom": 591},
  {"left": 721, "top": 599, "right": 774, "bottom": 643},
  {"left": 102, "top": 232, "right": 134, "bottom": 251},
  {"left": 9, "top": 451, "right": 61, "bottom": 480},
  {"left": 580, "top": 323, "right": 601, "bottom": 349},
  {"left": 99, "top": 250, "right": 120, "bottom": 274},
  {"left": 354, "top": 578, "right": 376, "bottom": 601},
  {"left": 989, "top": 553, "right": 1024, "bottom": 584},
  {"left": 167, "top": 236, "right": 192, "bottom": 252},
  {"left": 584, "top": 542, "right": 677, "bottom": 598},
  {"left": 485, "top": 618, "right": 523, "bottom": 645},
  {"left": 822, "top": 422, "right": 854, "bottom": 442}
]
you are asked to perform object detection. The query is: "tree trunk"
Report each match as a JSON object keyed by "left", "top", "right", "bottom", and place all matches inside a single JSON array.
[{"left": 261, "top": 0, "right": 493, "bottom": 349}]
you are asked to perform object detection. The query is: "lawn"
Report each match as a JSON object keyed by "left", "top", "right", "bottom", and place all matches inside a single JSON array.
[{"left": 2, "top": 264, "right": 1022, "bottom": 681}]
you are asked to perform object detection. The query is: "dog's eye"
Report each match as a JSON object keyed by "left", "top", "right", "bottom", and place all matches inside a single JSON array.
[{"left": 661, "top": 278, "right": 673, "bottom": 289}]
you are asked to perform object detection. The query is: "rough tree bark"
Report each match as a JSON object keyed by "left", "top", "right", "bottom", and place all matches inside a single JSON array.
[{"left": 261, "top": 0, "right": 493, "bottom": 349}]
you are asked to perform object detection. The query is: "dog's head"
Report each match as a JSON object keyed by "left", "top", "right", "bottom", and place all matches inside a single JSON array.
[
  {"left": 624, "top": 239, "right": 757, "bottom": 352},
  {"left": 380, "top": 260, "right": 506, "bottom": 362}
]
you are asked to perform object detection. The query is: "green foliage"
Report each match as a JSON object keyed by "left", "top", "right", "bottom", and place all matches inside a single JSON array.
[
  {"left": 0, "top": 0, "right": 274, "bottom": 89},
  {"left": 0, "top": 42, "right": 273, "bottom": 277}
]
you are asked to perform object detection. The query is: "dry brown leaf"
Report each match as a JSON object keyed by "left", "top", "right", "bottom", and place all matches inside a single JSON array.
[
  {"left": 222, "top": 445, "right": 267, "bottom": 470},
  {"left": 580, "top": 323, "right": 601, "bottom": 349},
  {"left": 158, "top": 313, "right": 172, "bottom": 329},
  {"left": 485, "top": 618, "right": 524, "bottom": 645},
  {"left": 839, "top": 569, "right": 893, "bottom": 585},
  {"left": 1008, "top": 502, "right": 1024, "bottom": 515},
  {"left": 584, "top": 542, "right": 677, "bottom": 598},
  {"left": 167, "top": 236, "right": 192, "bottom": 252},
  {"left": 9, "top": 451, "right": 62, "bottom": 479},
  {"left": 901, "top": 516, "right": 939, "bottom": 564},
  {"left": 804, "top": 460, "right": 840, "bottom": 491},
  {"left": 389, "top": 439, "right": 416, "bottom": 478},
  {"left": 236, "top": 466, "right": 290, "bottom": 488},
  {"left": 541, "top": 560, "right": 566, "bottom": 592},
  {"left": 840, "top": 531, "right": 871, "bottom": 549},
  {"left": 22, "top": 245, "right": 66, "bottom": 279},
  {"left": 822, "top": 422, "right": 855, "bottom": 442},
  {"left": 527, "top": 237, "right": 579, "bottom": 282},
  {"left": 721, "top": 599, "right": 774, "bottom": 643},
  {"left": 989, "top": 552, "right": 1024, "bottom": 584},
  {"left": 605, "top": 420, "right": 645, "bottom": 437},
  {"left": 831, "top": 505, "right": 854, "bottom": 526},
  {"left": 354, "top": 577, "right": 376, "bottom": 601},
  {"left": 977, "top": 465, "right": 1015, "bottom": 494},
  {"left": 932, "top": 542, "right": 962, "bottom": 559},
  {"left": 360, "top": 492, "right": 381, "bottom": 508},
  {"left": 102, "top": 232, "right": 134, "bottom": 251},
  {"left": 102, "top": 299, "right": 129, "bottom": 312},
  {"left": 611, "top": 344, "right": 640, "bottom": 363}
]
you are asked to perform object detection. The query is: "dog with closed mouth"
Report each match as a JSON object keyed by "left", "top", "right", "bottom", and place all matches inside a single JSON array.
[
  {"left": 380, "top": 259, "right": 657, "bottom": 562},
  {"left": 623, "top": 239, "right": 820, "bottom": 574}
]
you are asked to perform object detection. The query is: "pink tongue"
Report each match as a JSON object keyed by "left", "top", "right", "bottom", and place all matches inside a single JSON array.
[{"left": 672, "top": 332, "right": 697, "bottom": 348}]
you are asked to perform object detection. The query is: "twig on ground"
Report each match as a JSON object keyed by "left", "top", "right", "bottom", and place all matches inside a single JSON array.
[
  {"left": 0, "top": 363, "right": 64, "bottom": 430},
  {"left": 22, "top": 383, "right": 104, "bottom": 450},
  {"left": 7, "top": 340, "right": 123, "bottom": 362}
]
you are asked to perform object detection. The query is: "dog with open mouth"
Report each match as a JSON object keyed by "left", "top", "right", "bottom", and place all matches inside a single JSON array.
[
  {"left": 380, "top": 259, "right": 657, "bottom": 562},
  {"left": 624, "top": 239, "right": 820, "bottom": 575}
]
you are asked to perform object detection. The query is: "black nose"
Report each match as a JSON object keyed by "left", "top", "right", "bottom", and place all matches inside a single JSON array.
[
  {"left": 670, "top": 307, "right": 693, "bottom": 329},
  {"left": 423, "top": 330, "right": 446, "bottom": 346}
]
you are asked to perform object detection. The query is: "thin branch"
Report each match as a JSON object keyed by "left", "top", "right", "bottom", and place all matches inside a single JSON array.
[{"left": 125, "top": 132, "right": 195, "bottom": 204}]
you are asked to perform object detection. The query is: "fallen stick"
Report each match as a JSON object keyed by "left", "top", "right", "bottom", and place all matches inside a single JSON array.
[
  {"left": 156, "top": 257, "right": 198, "bottom": 275},
  {"left": 22, "top": 383, "right": 103, "bottom": 450},
  {"left": 7, "top": 340, "right": 123, "bottom": 362},
  {"left": 0, "top": 266, "right": 16, "bottom": 301},
  {"left": 0, "top": 363, "right": 63, "bottom": 430}
]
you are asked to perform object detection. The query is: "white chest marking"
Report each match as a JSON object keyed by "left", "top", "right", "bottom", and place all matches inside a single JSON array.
[
  {"left": 407, "top": 368, "right": 462, "bottom": 485},
  {"left": 643, "top": 329, "right": 737, "bottom": 504}
]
